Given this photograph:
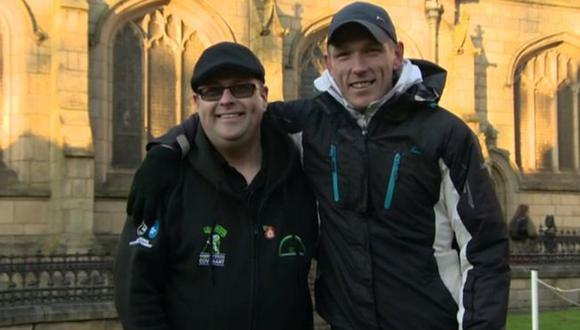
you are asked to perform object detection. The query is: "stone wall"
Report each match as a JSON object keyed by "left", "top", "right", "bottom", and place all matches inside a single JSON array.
[
  {"left": 510, "top": 265, "right": 580, "bottom": 312},
  {"left": 0, "top": 303, "right": 118, "bottom": 329},
  {"left": 0, "top": 320, "right": 121, "bottom": 330},
  {"left": 0, "top": 0, "right": 577, "bottom": 251},
  {"left": 1, "top": 265, "right": 579, "bottom": 329}
]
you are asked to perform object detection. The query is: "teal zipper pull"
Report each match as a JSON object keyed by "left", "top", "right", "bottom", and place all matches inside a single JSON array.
[
  {"left": 329, "top": 144, "right": 340, "bottom": 202},
  {"left": 384, "top": 152, "right": 401, "bottom": 209}
]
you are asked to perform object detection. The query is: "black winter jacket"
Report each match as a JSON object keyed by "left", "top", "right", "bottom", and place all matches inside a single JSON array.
[
  {"left": 269, "top": 60, "right": 510, "bottom": 330},
  {"left": 151, "top": 60, "right": 510, "bottom": 330},
  {"left": 115, "top": 116, "right": 318, "bottom": 330}
]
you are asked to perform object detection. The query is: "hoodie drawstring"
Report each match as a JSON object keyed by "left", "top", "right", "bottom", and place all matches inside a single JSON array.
[{"left": 209, "top": 182, "right": 221, "bottom": 288}]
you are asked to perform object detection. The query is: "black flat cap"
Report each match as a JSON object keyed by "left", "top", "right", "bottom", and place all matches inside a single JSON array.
[
  {"left": 328, "top": 2, "right": 397, "bottom": 45},
  {"left": 190, "top": 42, "right": 265, "bottom": 90}
]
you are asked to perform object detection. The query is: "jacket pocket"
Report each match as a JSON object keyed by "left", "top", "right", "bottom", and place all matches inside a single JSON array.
[
  {"left": 329, "top": 144, "right": 340, "bottom": 203},
  {"left": 383, "top": 152, "right": 401, "bottom": 209}
]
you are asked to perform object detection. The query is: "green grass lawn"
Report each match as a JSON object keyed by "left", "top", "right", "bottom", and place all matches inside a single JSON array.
[{"left": 507, "top": 309, "right": 580, "bottom": 330}]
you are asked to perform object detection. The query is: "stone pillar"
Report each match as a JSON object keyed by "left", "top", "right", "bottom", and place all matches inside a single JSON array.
[
  {"left": 550, "top": 87, "right": 559, "bottom": 172},
  {"left": 425, "top": 0, "right": 444, "bottom": 63},
  {"left": 442, "top": 12, "right": 479, "bottom": 118},
  {"left": 573, "top": 85, "right": 580, "bottom": 171},
  {"left": 252, "top": 0, "right": 287, "bottom": 101},
  {"left": 439, "top": 11, "right": 489, "bottom": 161},
  {"left": 49, "top": 0, "right": 95, "bottom": 253}
]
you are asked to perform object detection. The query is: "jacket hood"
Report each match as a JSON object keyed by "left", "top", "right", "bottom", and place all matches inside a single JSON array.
[
  {"left": 188, "top": 116, "right": 299, "bottom": 197},
  {"left": 313, "top": 58, "right": 446, "bottom": 109},
  {"left": 407, "top": 59, "right": 447, "bottom": 102}
]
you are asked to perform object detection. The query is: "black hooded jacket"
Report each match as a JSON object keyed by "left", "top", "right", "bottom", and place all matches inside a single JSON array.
[
  {"left": 146, "top": 59, "right": 510, "bottom": 330},
  {"left": 115, "top": 116, "right": 318, "bottom": 330}
]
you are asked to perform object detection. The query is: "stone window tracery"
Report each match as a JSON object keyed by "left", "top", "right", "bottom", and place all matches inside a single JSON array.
[
  {"left": 514, "top": 43, "right": 580, "bottom": 175},
  {"left": 299, "top": 36, "right": 326, "bottom": 99},
  {"left": 112, "top": 23, "right": 142, "bottom": 168},
  {"left": 111, "top": 9, "right": 202, "bottom": 169},
  {"left": 0, "top": 31, "right": 4, "bottom": 165}
]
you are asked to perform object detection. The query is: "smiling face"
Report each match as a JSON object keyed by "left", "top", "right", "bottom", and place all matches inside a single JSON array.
[
  {"left": 325, "top": 23, "right": 404, "bottom": 112},
  {"left": 194, "top": 73, "right": 268, "bottom": 151}
]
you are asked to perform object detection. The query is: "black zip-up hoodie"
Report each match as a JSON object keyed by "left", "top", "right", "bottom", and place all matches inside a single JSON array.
[{"left": 115, "top": 116, "right": 318, "bottom": 330}]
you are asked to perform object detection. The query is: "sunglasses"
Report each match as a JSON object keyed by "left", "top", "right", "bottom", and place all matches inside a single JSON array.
[{"left": 195, "top": 83, "right": 257, "bottom": 101}]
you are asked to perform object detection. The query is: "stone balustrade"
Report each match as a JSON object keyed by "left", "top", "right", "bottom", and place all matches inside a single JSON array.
[{"left": 0, "top": 252, "right": 115, "bottom": 326}]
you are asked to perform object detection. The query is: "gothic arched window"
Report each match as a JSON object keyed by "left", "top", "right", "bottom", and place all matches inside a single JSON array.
[
  {"left": 182, "top": 36, "right": 203, "bottom": 119},
  {"left": 514, "top": 43, "right": 579, "bottom": 175},
  {"left": 299, "top": 34, "right": 326, "bottom": 99},
  {"left": 148, "top": 42, "right": 176, "bottom": 139},
  {"left": 110, "top": 10, "right": 203, "bottom": 170},
  {"left": 0, "top": 31, "right": 4, "bottom": 165},
  {"left": 112, "top": 23, "right": 142, "bottom": 168}
]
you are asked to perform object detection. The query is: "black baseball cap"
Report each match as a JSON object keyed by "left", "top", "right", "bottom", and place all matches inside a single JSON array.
[
  {"left": 328, "top": 2, "right": 397, "bottom": 45},
  {"left": 190, "top": 42, "right": 265, "bottom": 90}
]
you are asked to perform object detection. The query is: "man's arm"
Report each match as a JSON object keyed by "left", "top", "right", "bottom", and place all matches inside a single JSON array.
[
  {"left": 266, "top": 99, "right": 313, "bottom": 134},
  {"left": 127, "top": 99, "right": 315, "bottom": 225},
  {"left": 127, "top": 115, "right": 198, "bottom": 226},
  {"left": 114, "top": 216, "right": 169, "bottom": 330},
  {"left": 441, "top": 124, "right": 510, "bottom": 330},
  {"left": 126, "top": 146, "right": 180, "bottom": 226},
  {"left": 144, "top": 115, "right": 198, "bottom": 156},
  {"left": 143, "top": 98, "right": 314, "bottom": 155}
]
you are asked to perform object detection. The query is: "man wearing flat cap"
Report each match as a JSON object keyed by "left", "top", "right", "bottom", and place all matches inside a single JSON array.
[
  {"left": 127, "top": 2, "right": 510, "bottom": 329},
  {"left": 114, "top": 42, "right": 318, "bottom": 330}
]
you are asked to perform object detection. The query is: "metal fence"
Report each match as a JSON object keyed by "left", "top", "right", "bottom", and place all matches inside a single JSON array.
[
  {"left": 0, "top": 252, "right": 114, "bottom": 308},
  {"left": 0, "top": 227, "right": 579, "bottom": 322}
]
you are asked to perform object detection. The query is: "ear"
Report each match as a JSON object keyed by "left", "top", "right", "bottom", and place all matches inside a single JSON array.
[
  {"left": 393, "top": 41, "right": 405, "bottom": 71},
  {"left": 324, "top": 53, "right": 333, "bottom": 74},
  {"left": 260, "top": 85, "right": 269, "bottom": 109},
  {"left": 193, "top": 94, "right": 201, "bottom": 107},
  {"left": 189, "top": 95, "right": 198, "bottom": 113}
]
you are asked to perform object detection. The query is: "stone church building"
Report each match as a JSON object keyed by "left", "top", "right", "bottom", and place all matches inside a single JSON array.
[
  {"left": 2, "top": 0, "right": 578, "bottom": 253},
  {"left": 0, "top": 0, "right": 578, "bottom": 326}
]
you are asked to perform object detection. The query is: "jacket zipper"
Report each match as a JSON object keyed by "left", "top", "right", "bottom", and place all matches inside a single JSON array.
[
  {"left": 248, "top": 223, "right": 259, "bottom": 330},
  {"left": 384, "top": 152, "right": 401, "bottom": 209},
  {"left": 329, "top": 144, "right": 340, "bottom": 202},
  {"left": 248, "top": 190, "right": 258, "bottom": 330},
  {"left": 249, "top": 191, "right": 268, "bottom": 330}
]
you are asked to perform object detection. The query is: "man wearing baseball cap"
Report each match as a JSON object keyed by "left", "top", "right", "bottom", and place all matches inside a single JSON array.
[
  {"left": 128, "top": 2, "right": 510, "bottom": 329},
  {"left": 115, "top": 42, "right": 318, "bottom": 330}
]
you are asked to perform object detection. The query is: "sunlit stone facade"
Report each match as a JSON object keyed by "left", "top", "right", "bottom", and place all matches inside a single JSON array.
[{"left": 0, "top": 0, "right": 578, "bottom": 259}]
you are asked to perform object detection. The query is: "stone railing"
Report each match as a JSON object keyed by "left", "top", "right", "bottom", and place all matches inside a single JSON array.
[
  {"left": 1, "top": 231, "right": 579, "bottom": 326},
  {"left": 510, "top": 252, "right": 580, "bottom": 266},
  {"left": 510, "top": 225, "right": 580, "bottom": 256},
  {"left": 510, "top": 226, "right": 580, "bottom": 279},
  {"left": 508, "top": 227, "right": 580, "bottom": 312},
  {"left": 0, "top": 252, "right": 115, "bottom": 325}
]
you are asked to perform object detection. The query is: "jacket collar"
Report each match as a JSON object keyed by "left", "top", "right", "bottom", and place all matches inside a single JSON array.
[
  {"left": 313, "top": 59, "right": 446, "bottom": 129},
  {"left": 314, "top": 59, "right": 423, "bottom": 110}
]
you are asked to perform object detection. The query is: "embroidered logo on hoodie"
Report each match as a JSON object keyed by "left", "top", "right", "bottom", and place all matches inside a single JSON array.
[
  {"left": 278, "top": 235, "right": 306, "bottom": 257},
  {"left": 199, "top": 224, "right": 228, "bottom": 267},
  {"left": 136, "top": 222, "right": 148, "bottom": 236},
  {"left": 263, "top": 225, "right": 277, "bottom": 239},
  {"left": 130, "top": 220, "right": 160, "bottom": 248}
]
